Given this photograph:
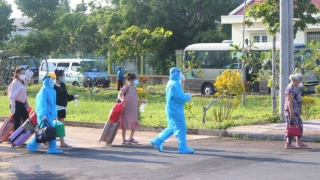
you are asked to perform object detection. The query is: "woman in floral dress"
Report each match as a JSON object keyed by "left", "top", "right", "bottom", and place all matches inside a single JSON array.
[{"left": 284, "top": 73, "right": 308, "bottom": 149}]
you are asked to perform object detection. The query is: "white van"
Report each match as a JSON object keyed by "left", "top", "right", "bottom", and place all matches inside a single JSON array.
[{"left": 39, "top": 59, "right": 110, "bottom": 87}]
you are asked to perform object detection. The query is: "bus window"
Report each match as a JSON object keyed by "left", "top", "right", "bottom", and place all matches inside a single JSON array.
[
  {"left": 221, "top": 51, "right": 237, "bottom": 69},
  {"left": 208, "top": 51, "right": 220, "bottom": 68}
]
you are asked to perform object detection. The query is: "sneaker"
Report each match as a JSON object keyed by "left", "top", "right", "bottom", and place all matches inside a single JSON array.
[
  {"left": 121, "top": 141, "right": 132, "bottom": 145},
  {"left": 128, "top": 138, "right": 139, "bottom": 144}
]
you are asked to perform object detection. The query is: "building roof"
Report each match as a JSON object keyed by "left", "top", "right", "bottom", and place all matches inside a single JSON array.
[
  {"left": 13, "top": 18, "right": 32, "bottom": 29},
  {"left": 231, "top": 0, "right": 320, "bottom": 15}
]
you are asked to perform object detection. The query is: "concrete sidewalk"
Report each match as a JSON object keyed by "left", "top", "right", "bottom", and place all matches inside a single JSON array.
[{"left": 226, "top": 120, "right": 320, "bottom": 142}]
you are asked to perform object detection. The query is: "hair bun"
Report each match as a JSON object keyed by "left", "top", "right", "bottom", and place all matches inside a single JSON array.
[{"left": 126, "top": 72, "right": 132, "bottom": 77}]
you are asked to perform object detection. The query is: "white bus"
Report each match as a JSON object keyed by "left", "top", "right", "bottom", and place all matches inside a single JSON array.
[{"left": 183, "top": 42, "right": 317, "bottom": 95}]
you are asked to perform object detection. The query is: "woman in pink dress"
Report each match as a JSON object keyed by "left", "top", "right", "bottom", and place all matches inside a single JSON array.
[{"left": 117, "top": 72, "right": 147, "bottom": 145}]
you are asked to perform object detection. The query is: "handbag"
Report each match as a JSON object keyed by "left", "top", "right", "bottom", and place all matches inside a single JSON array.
[
  {"left": 116, "top": 86, "right": 129, "bottom": 103},
  {"left": 54, "top": 119, "right": 66, "bottom": 137},
  {"left": 285, "top": 124, "right": 302, "bottom": 137},
  {"left": 35, "top": 120, "right": 56, "bottom": 143}
]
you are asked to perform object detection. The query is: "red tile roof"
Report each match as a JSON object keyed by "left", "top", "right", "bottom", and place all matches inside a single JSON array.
[{"left": 233, "top": 0, "right": 320, "bottom": 15}]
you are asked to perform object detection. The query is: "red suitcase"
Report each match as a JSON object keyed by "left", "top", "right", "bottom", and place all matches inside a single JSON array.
[
  {"left": 9, "top": 120, "right": 35, "bottom": 147},
  {"left": 29, "top": 111, "right": 37, "bottom": 125},
  {"left": 99, "top": 121, "right": 119, "bottom": 146},
  {"left": 0, "top": 116, "right": 14, "bottom": 143}
]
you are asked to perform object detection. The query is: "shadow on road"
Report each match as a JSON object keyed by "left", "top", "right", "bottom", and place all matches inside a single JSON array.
[
  {"left": 15, "top": 170, "right": 69, "bottom": 180},
  {"left": 56, "top": 147, "right": 172, "bottom": 164}
]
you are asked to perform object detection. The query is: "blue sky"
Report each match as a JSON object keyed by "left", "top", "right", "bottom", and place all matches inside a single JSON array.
[{"left": 7, "top": 0, "right": 107, "bottom": 18}]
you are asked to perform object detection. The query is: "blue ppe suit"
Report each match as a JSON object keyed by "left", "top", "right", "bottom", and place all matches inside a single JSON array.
[
  {"left": 117, "top": 66, "right": 123, "bottom": 80},
  {"left": 27, "top": 77, "right": 63, "bottom": 154},
  {"left": 150, "top": 67, "right": 194, "bottom": 154}
]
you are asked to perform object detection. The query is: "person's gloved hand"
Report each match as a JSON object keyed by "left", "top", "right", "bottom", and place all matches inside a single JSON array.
[
  {"left": 42, "top": 115, "right": 47, "bottom": 121},
  {"left": 10, "top": 106, "right": 15, "bottom": 115}
]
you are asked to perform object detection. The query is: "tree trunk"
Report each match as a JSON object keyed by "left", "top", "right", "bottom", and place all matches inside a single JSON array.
[{"left": 271, "top": 36, "right": 277, "bottom": 115}]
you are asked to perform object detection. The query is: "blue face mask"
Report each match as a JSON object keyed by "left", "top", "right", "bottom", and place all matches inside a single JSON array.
[
  {"left": 61, "top": 77, "right": 66, "bottom": 83},
  {"left": 134, "top": 79, "right": 139, "bottom": 86}
]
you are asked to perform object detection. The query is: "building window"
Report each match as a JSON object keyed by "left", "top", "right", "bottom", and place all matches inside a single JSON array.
[
  {"left": 307, "top": 32, "right": 320, "bottom": 43},
  {"left": 252, "top": 34, "right": 268, "bottom": 43}
]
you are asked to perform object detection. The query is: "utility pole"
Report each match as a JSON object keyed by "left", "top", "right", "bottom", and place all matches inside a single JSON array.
[
  {"left": 288, "top": 0, "right": 294, "bottom": 75},
  {"left": 280, "top": 0, "right": 292, "bottom": 122},
  {"left": 241, "top": 0, "right": 247, "bottom": 105}
]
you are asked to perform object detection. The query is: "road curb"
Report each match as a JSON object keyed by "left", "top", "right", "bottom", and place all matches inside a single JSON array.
[
  {"left": 224, "top": 132, "right": 320, "bottom": 142},
  {"left": 0, "top": 117, "right": 227, "bottom": 137}
]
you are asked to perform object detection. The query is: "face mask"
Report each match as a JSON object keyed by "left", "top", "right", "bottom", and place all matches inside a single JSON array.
[
  {"left": 298, "top": 82, "right": 303, "bottom": 88},
  {"left": 133, "top": 79, "right": 139, "bottom": 86},
  {"left": 61, "top": 77, "right": 66, "bottom": 83},
  {"left": 180, "top": 72, "right": 185, "bottom": 81},
  {"left": 19, "top": 74, "right": 26, "bottom": 80},
  {"left": 49, "top": 79, "right": 55, "bottom": 88}
]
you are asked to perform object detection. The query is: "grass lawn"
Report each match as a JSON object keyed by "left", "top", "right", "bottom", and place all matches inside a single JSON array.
[{"left": 1, "top": 84, "right": 319, "bottom": 130}]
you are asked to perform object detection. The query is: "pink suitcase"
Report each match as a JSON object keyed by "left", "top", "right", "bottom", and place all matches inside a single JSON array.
[
  {"left": 99, "top": 121, "right": 119, "bottom": 146},
  {"left": 9, "top": 120, "right": 35, "bottom": 147},
  {"left": 0, "top": 116, "right": 14, "bottom": 143}
]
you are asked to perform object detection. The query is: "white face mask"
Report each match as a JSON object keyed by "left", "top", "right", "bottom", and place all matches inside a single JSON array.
[
  {"left": 298, "top": 82, "right": 303, "bottom": 88},
  {"left": 19, "top": 74, "right": 26, "bottom": 80},
  {"left": 180, "top": 72, "right": 185, "bottom": 81},
  {"left": 49, "top": 79, "right": 56, "bottom": 88}
]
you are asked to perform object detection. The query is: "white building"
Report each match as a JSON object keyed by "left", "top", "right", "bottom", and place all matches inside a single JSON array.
[
  {"left": 221, "top": 0, "right": 320, "bottom": 43},
  {"left": 11, "top": 18, "right": 33, "bottom": 36}
]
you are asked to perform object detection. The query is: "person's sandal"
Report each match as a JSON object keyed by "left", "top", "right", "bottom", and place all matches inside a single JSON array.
[
  {"left": 285, "top": 144, "right": 298, "bottom": 149},
  {"left": 297, "top": 143, "right": 308, "bottom": 148},
  {"left": 128, "top": 138, "right": 139, "bottom": 144},
  {"left": 121, "top": 141, "right": 132, "bottom": 145}
]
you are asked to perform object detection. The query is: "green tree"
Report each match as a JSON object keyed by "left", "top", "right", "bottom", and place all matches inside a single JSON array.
[
  {"left": 109, "top": 26, "right": 172, "bottom": 72},
  {"left": 0, "top": 0, "right": 15, "bottom": 48},
  {"left": 245, "top": 0, "right": 320, "bottom": 115},
  {"left": 15, "top": 0, "right": 60, "bottom": 30},
  {"left": 20, "top": 32, "right": 58, "bottom": 58}
]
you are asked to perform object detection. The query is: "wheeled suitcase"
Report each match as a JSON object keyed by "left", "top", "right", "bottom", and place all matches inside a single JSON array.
[
  {"left": 0, "top": 116, "right": 14, "bottom": 143},
  {"left": 29, "top": 110, "right": 37, "bottom": 125},
  {"left": 8, "top": 120, "right": 35, "bottom": 147},
  {"left": 99, "top": 121, "right": 119, "bottom": 146}
]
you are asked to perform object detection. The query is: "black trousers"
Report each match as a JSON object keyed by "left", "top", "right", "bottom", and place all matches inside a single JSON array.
[
  {"left": 10, "top": 101, "right": 29, "bottom": 131},
  {"left": 117, "top": 80, "right": 123, "bottom": 91}
]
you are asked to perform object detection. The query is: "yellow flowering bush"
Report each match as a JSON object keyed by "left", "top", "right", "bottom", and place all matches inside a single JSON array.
[
  {"left": 137, "top": 87, "right": 148, "bottom": 100},
  {"left": 302, "top": 96, "right": 316, "bottom": 120},
  {"left": 315, "top": 85, "right": 320, "bottom": 94},
  {"left": 213, "top": 70, "right": 245, "bottom": 122},
  {"left": 214, "top": 70, "right": 245, "bottom": 96}
]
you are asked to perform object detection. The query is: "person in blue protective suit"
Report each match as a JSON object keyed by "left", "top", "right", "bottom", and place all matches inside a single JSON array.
[
  {"left": 150, "top": 67, "right": 194, "bottom": 154},
  {"left": 117, "top": 66, "right": 124, "bottom": 91},
  {"left": 27, "top": 73, "right": 63, "bottom": 154}
]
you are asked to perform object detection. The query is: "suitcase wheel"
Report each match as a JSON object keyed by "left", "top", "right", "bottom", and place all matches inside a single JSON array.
[
  {"left": 0, "top": 140, "right": 2, "bottom": 144},
  {"left": 98, "top": 140, "right": 101, "bottom": 143},
  {"left": 11, "top": 144, "right": 15, "bottom": 148},
  {"left": 106, "top": 143, "right": 110, "bottom": 146}
]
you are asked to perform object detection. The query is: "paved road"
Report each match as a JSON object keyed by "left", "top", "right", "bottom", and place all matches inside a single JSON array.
[{"left": 1, "top": 137, "right": 319, "bottom": 180}]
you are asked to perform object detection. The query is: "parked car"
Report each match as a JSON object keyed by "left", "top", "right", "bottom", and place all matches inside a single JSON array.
[{"left": 39, "top": 59, "right": 110, "bottom": 88}]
